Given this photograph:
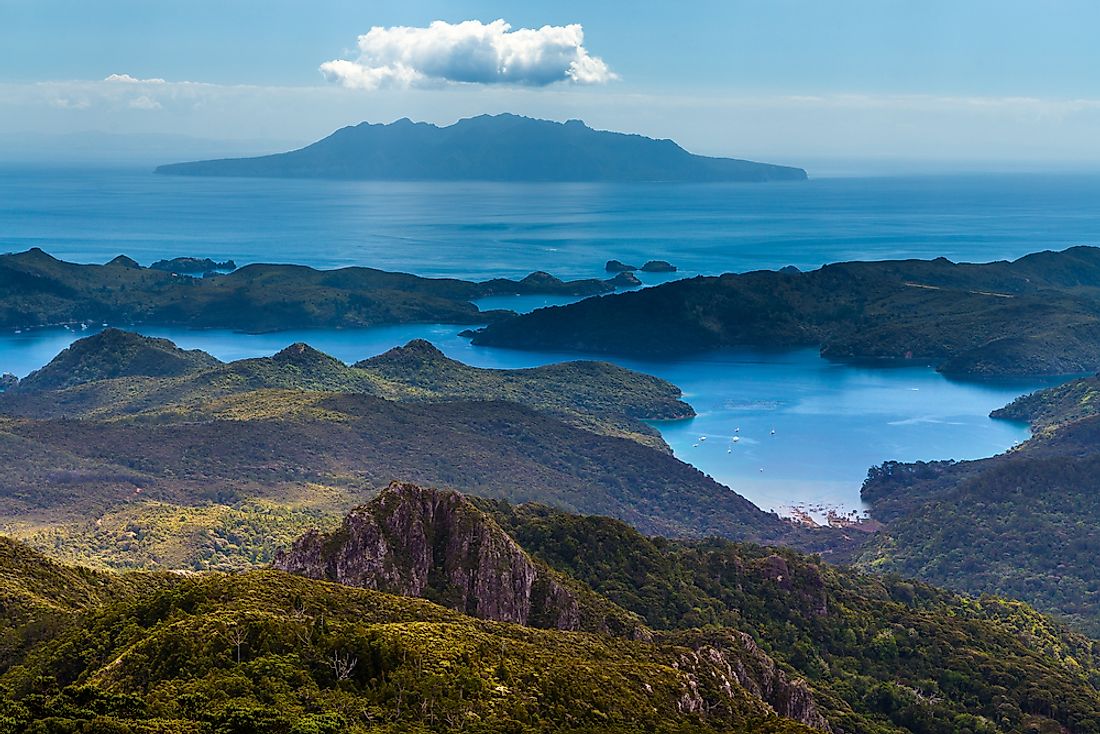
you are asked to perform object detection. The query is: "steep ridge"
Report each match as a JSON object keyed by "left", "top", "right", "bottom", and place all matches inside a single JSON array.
[
  {"left": 355, "top": 338, "right": 692, "bottom": 449},
  {"left": 0, "top": 333, "right": 812, "bottom": 570},
  {"left": 275, "top": 482, "right": 648, "bottom": 638},
  {"left": 1, "top": 333, "right": 688, "bottom": 450}
]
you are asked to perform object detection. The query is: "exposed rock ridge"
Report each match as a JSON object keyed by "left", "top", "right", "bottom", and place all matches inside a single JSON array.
[
  {"left": 274, "top": 481, "right": 647, "bottom": 637},
  {"left": 670, "top": 629, "right": 831, "bottom": 732}
]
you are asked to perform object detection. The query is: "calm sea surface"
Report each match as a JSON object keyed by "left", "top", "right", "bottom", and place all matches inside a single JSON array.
[{"left": 2, "top": 167, "right": 1094, "bottom": 517}]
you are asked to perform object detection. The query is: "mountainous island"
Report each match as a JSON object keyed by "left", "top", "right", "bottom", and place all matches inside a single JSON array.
[
  {"left": 154, "top": 114, "right": 808, "bottom": 183},
  {"left": 0, "top": 248, "right": 623, "bottom": 333},
  {"left": 471, "top": 246, "right": 1100, "bottom": 377}
]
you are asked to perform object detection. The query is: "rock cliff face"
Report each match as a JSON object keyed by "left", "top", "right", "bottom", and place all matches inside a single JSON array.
[
  {"left": 274, "top": 482, "right": 645, "bottom": 636},
  {"left": 670, "top": 629, "right": 830, "bottom": 732}
]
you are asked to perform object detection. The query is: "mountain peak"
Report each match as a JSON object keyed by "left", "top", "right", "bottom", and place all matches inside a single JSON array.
[
  {"left": 353, "top": 339, "right": 452, "bottom": 370},
  {"left": 272, "top": 342, "right": 343, "bottom": 367},
  {"left": 16, "top": 329, "right": 220, "bottom": 391},
  {"left": 105, "top": 255, "right": 142, "bottom": 269},
  {"left": 275, "top": 481, "right": 647, "bottom": 637}
]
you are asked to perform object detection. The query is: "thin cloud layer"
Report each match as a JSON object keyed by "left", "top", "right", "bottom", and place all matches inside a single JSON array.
[{"left": 320, "top": 19, "right": 616, "bottom": 90}]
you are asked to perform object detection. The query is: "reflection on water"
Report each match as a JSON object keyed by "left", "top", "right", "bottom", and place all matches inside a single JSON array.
[{"left": 0, "top": 319, "right": 1049, "bottom": 519}]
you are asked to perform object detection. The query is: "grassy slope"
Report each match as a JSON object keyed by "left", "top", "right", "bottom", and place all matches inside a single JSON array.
[
  {"left": 471, "top": 247, "right": 1100, "bottom": 377},
  {"left": 3, "top": 332, "right": 692, "bottom": 450}
]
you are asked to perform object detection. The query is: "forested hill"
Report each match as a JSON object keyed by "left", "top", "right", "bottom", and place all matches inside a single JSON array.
[
  {"left": 155, "top": 114, "right": 808, "bottom": 183},
  {"left": 5, "top": 486, "right": 1100, "bottom": 733},
  {"left": 0, "top": 248, "right": 622, "bottom": 332},
  {"left": 859, "top": 382, "right": 1100, "bottom": 635},
  {"left": 471, "top": 246, "right": 1100, "bottom": 377}
]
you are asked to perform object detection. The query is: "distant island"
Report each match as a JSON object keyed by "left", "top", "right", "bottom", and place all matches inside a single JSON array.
[{"left": 154, "top": 114, "right": 808, "bottom": 183}]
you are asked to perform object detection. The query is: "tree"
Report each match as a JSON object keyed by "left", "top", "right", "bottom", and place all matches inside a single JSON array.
[{"left": 326, "top": 651, "right": 357, "bottom": 682}]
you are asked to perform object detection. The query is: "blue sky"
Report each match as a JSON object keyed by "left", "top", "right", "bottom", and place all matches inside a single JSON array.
[{"left": 2, "top": 0, "right": 1099, "bottom": 170}]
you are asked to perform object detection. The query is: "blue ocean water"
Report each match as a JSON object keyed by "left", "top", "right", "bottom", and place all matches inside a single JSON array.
[
  {"left": 2, "top": 166, "right": 1100, "bottom": 279},
  {"left": 0, "top": 167, "right": 1093, "bottom": 517}
]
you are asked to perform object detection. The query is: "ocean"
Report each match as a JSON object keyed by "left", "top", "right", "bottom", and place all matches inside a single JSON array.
[{"left": 2, "top": 166, "right": 1095, "bottom": 517}]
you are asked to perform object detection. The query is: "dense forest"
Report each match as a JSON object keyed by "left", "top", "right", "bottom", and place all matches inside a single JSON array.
[
  {"left": 3, "top": 487, "right": 1100, "bottom": 733},
  {"left": 858, "top": 376, "right": 1100, "bottom": 635}
]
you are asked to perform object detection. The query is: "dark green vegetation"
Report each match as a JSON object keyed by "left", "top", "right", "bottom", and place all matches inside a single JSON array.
[
  {"left": 484, "top": 500, "right": 1100, "bottom": 734},
  {"left": 857, "top": 374, "right": 1100, "bottom": 636},
  {"left": 0, "top": 248, "right": 619, "bottom": 332},
  {"left": 16, "top": 328, "right": 220, "bottom": 391},
  {"left": 6, "top": 486, "right": 1100, "bottom": 733},
  {"left": 0, "top": 330, "right": 808, "bottom": 571},
  {"left": 991, "top": 372, "right": 1100, "bottom": 429},
  {"left": 149, "top": 256, "right": 237, "bottom": 274},
  {"left": 155, "top": 114, "right": 808, "bottom": 183},
  {"left": 472, "top": 246, "right": 1100, "bottom": 377},
  {"left": 0, "top": 537, "right": 818, "bottom": 734}
]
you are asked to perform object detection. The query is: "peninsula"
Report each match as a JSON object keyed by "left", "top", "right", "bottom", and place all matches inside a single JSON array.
[{"left": 471, "top": 246, "right": 1100, "bottom": 378}]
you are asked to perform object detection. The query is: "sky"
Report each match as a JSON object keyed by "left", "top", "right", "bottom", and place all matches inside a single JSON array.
[{"left": 2, "top": 0, "right": 1100, "bottom": 172}]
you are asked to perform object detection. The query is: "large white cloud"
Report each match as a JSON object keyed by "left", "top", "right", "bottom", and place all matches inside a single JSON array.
[{"left": 320, "top": 19, "right": 616, "bottom": 91}]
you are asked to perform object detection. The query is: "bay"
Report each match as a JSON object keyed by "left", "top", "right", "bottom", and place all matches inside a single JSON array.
[
  {"left": 0, "top": 322, "right": 1043, "bottom": 519},
  {"left": 0, "top": 166, "right": 1090, "bottom": 519}
]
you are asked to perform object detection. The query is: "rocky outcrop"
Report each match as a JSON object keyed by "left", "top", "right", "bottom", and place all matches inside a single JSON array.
[
  {"left": 607, "top": 271, "right": 642, "bottom": 288},
  {"left": 274, "top": 482, "right": 648, "bottom": 637},
  {"left": 605, "top": 259, "right": 639, "bottom": 272},
  {"left": 0, "top": 372, "right": 16, "bottom": 392},
  {"left": 641, "top": 259, "right": 677, "bottom": 273},
  {"left": 669, "top": 629, "right": 830, "bottom": 732}
]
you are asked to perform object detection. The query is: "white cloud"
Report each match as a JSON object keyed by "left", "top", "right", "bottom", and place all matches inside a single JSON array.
[
  {"left": 104, "top": 73, "right": 166, "bottom": 84},
  {"left": 320, "top": 19, "right": 616, "bottom": 91}
]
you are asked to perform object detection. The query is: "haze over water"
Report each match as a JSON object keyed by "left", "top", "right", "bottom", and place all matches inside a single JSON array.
[{"left": 1, "top": 167, "right": 1092, "bottom": 518}]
